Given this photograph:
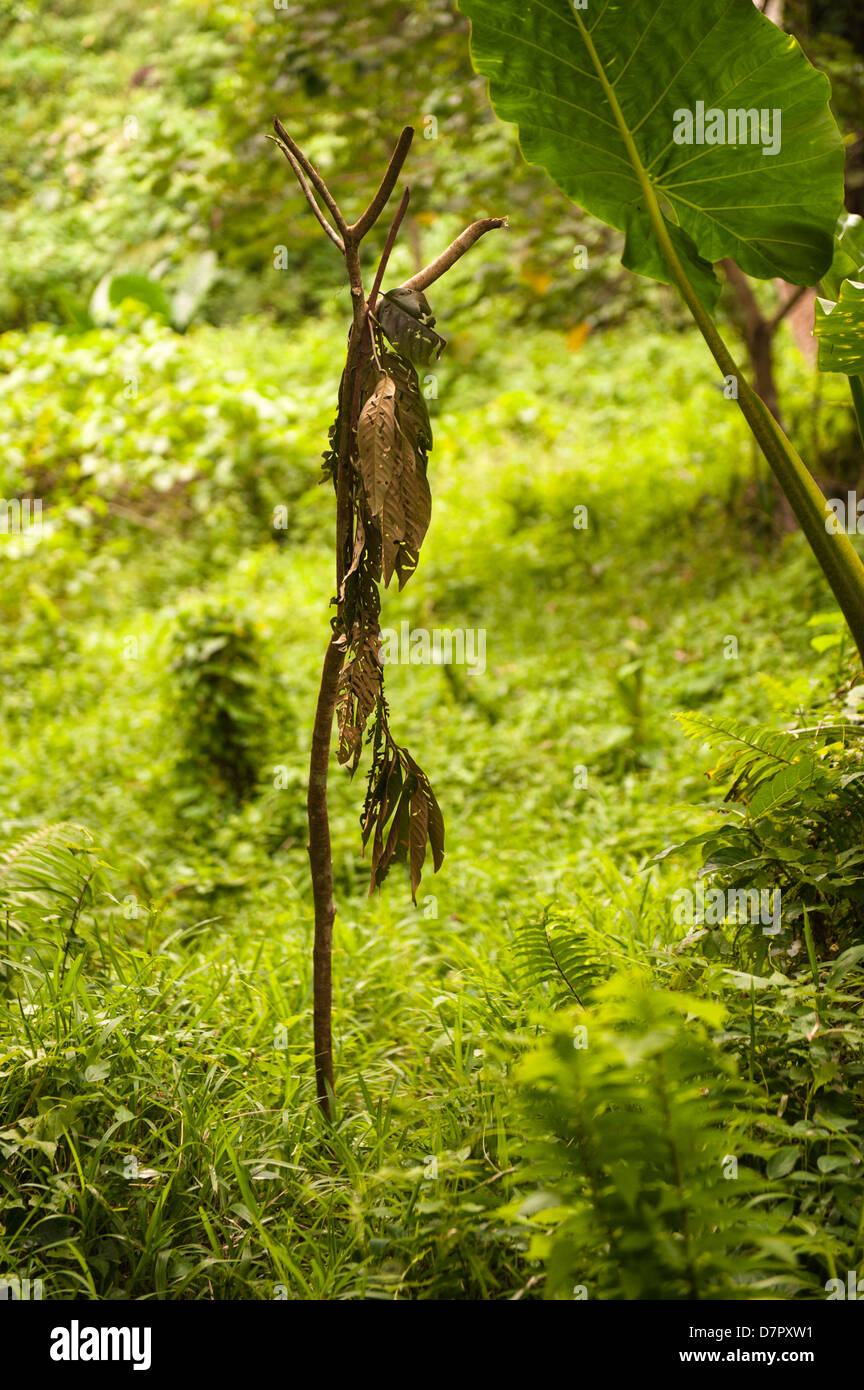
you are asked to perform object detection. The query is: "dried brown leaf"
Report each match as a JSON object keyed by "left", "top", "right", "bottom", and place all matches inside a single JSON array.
[
  {"left": 357, "top": 374, "right": 397, "bottom": 519},
  {"left": 409, "top": 783, "right": 429, "bottom": 902}
]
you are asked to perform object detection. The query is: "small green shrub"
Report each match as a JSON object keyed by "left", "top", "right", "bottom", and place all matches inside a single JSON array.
[
  {"left": 168, "top": 602, "right": 275, "bottom": 813},
  {"left": 691, "top": 950, "right": 864, "bottom": 1283},
  {"left": 516, "top": 976, "right": 821, "bottom": 1301},
  {"left": 0, "top": 821, "right": 102, "bottom": 976},
  {"left": 671, "top": 711, "right": 864, "bottom": 958}
]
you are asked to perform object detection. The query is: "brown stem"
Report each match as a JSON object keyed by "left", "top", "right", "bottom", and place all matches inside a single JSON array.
[
  {"left": 768, "top": 282, "right": 808, "bottom": 332},
  {"left": 398, "top": 217, "right": 509, "bottom": 293},
  {"left": 307, "top": 636, "right": 344, "bottom": 1115},
  {"left": 335, "top": 240, "right": 367, "bottom": 592},
  {"left": 721, "top": 257, "right": 783, "bottom": 426},
  {"left": 343, "top": 190, "right": 413, "bottom": 452},
  {"left": 368, "top": 187, "right": 411, "bottom": 312},
  {"left": 305, "top": 238, "right": 367, "bottom": 1121},
  {"left": 273, "top": 121, "right": 508, "bottom": 1121},
  {"left": 273, "top": 118, "right": 348, "bottom": 238},
  {"left": 349, "top": 127, "right": 414, "bottom": 239},
  {"left": 267, "top": 135, "right": 345, "bottom": 252},
  {"left": 306, "top": 253, "right": 366, "bottom": 1120}
]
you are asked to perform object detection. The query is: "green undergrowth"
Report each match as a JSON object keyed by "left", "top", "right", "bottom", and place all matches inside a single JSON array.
[{"left": 1, "top": 313, "right": 862, "bottom": 1298}]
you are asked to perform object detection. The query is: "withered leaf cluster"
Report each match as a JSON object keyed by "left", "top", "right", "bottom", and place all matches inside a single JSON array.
[
  {"left": 362, "top": 712, "right": 445, "bottom": 902},
  {"left": 325, "top": 290, "right": 446, "bottom": 899}
]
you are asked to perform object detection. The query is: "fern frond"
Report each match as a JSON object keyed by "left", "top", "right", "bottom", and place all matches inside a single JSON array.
[
  {"left": 519, "top": 977, "right": 815, "bottom": 1300},
  {"left": 514, "top": 911, "right": 626, "bottom": 1004},
  {"left": 0, "top": 822, "right": 99, "bottom": 935},
  {"left": 676, "top": 713, "right": 819, "bottom": 798}
]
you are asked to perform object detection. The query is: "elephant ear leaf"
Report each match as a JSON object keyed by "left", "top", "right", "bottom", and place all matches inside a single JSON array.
[
  {"left": 815, "top": 214, "right": 864, "bottom": 383},
  {"left": 460, "top": 0, "right": 844, "bottom": 310},
  {"left": 815, "top": 282, "right": 864, "bottom": 377},
  {"left": 822, "top": 214, "right": 864, "bottom": 302}
]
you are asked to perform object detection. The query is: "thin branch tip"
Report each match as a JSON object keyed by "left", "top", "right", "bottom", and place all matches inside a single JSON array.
[
  {"left": 271, "top": 116, "right": 348, "bottom": 236},
  {"left": 398, "top": 216, "right": 510, "bottom": 293},
  {"left": 349, "top": 126, "right": 416, "bottom": 240},
  {"left": 269, "top": 133, "right": 345, "bottom": 252}
]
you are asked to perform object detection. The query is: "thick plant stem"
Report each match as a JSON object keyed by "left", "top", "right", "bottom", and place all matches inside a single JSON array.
[
  {"left": 850, "top": 376, "right": 864, "bottom": 452},
  {"left": 575, "top": 14, "right": 864, "bottom": 669},
  {"left": 663, "top": 230, "right": 864, "bottom": 667},
  {"left": 307, "top": 636, "right": 344, "bottom": 1116},
  {"left": 306, "top": 248, "right": 367, "bottom": 1120}
]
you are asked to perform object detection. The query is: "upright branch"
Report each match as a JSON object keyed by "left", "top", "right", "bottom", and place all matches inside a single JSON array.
[
  {"left": 273, "top": 118, "right": 507, "bottom": 1117},
  {"left": 271, "top": 117, "right": 348, "bottom": 247},
  {"left": 349, "top": 129, "right": 415, "bottom": 241}
]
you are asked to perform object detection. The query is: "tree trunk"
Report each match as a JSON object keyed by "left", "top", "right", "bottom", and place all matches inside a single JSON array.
[{"left": 306, "top": 636, "right": 343, "bottom": 1115}]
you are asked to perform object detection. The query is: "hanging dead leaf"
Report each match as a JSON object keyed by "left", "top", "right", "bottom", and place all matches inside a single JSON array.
[
  {"left": 408, "top": 781, "right": 429, "bottom": 901},
  {"left": 380, "top": 437, "right": 409, "bottom": 587},
  {"left": 383, "top": 348, "right": 432, "bottom": 454},
  {"left": 357, "top": 374, "right": 398, "bottom": 518},
  {"left": 394, "top": 448, "right": 432, "bottom": 589},
  {"left": 335, "top": 624, "right": 382, "bottom": 769},
  {"left": 403, "top": 750, "right": 445, "bottom": 872}
]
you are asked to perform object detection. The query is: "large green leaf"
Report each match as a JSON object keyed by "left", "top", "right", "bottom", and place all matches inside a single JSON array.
[
  {"left": 822, "top": 213, "right": 864, "bottom": 301},
  {"left": 106, "top": 273, "right": 172, "bottom": 323},
  {"left": 817, "top": 217, "right": 864, "bottom": 446},
  {"left": 171, "top": 251, "right": 219, "bottom": 332},
  {"left": 460, "top": 0, "right": 844, "bottom": 307},
  {"left": 815, "top": 281, "right": 864, "bottom": 376}
]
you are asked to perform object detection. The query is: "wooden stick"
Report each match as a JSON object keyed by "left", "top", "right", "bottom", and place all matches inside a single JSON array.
[
  {"left": 368, "top": 187, "right": 411, "bottom": 310},
  {"left": 271, "top": 120, "right": 508, "bottom": 1121},
  {"left": 267, "top": 136, "right": 345, "bottom": 252},
  {"left": 398, "top": 217, "right": 508, "bottom": 292},
  {"left": 349, "top": 127, "right": 414, "bottom": 240},
  {"left": 273, "top": 117, "right": 348, "bottom": 237}
]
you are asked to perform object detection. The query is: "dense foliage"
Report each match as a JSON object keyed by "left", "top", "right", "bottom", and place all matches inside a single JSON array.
[{"left": 2, "top": 0, "right": 864, "bottom": 1303}]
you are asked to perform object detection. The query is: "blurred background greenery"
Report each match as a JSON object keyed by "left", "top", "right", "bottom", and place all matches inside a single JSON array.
[{"left": 2, "top": 0, "right": 864, "bottom": 1302}]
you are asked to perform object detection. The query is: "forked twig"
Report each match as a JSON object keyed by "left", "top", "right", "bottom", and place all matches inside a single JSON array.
[{"left": 267, "top": 135, "right": 345, "bottom": 252}]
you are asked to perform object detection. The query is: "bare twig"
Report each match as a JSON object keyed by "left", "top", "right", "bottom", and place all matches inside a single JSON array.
[
  {"left": 721, "top": 257, "right": 783, "bottom": 425},
  {"left": 398, "top": 217, "right": 509, "bottom": 293},
  {"left": 273, "top": 117, "right": 348, "bottom": 237},
  {"left": 348, "top": 188, "right": 412, "bottom": 449},
  {"left": 267, "top": 135, "right": 345, "bottom": 252},
  {"left": 368, "top": 186, "right": 411, "bottom": 310},
  {"left": 349, "top": 127, "right": 414, "bottom": 240},
  {"left": 335, "top": 240, "right": 367, "bottom": 593}
]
